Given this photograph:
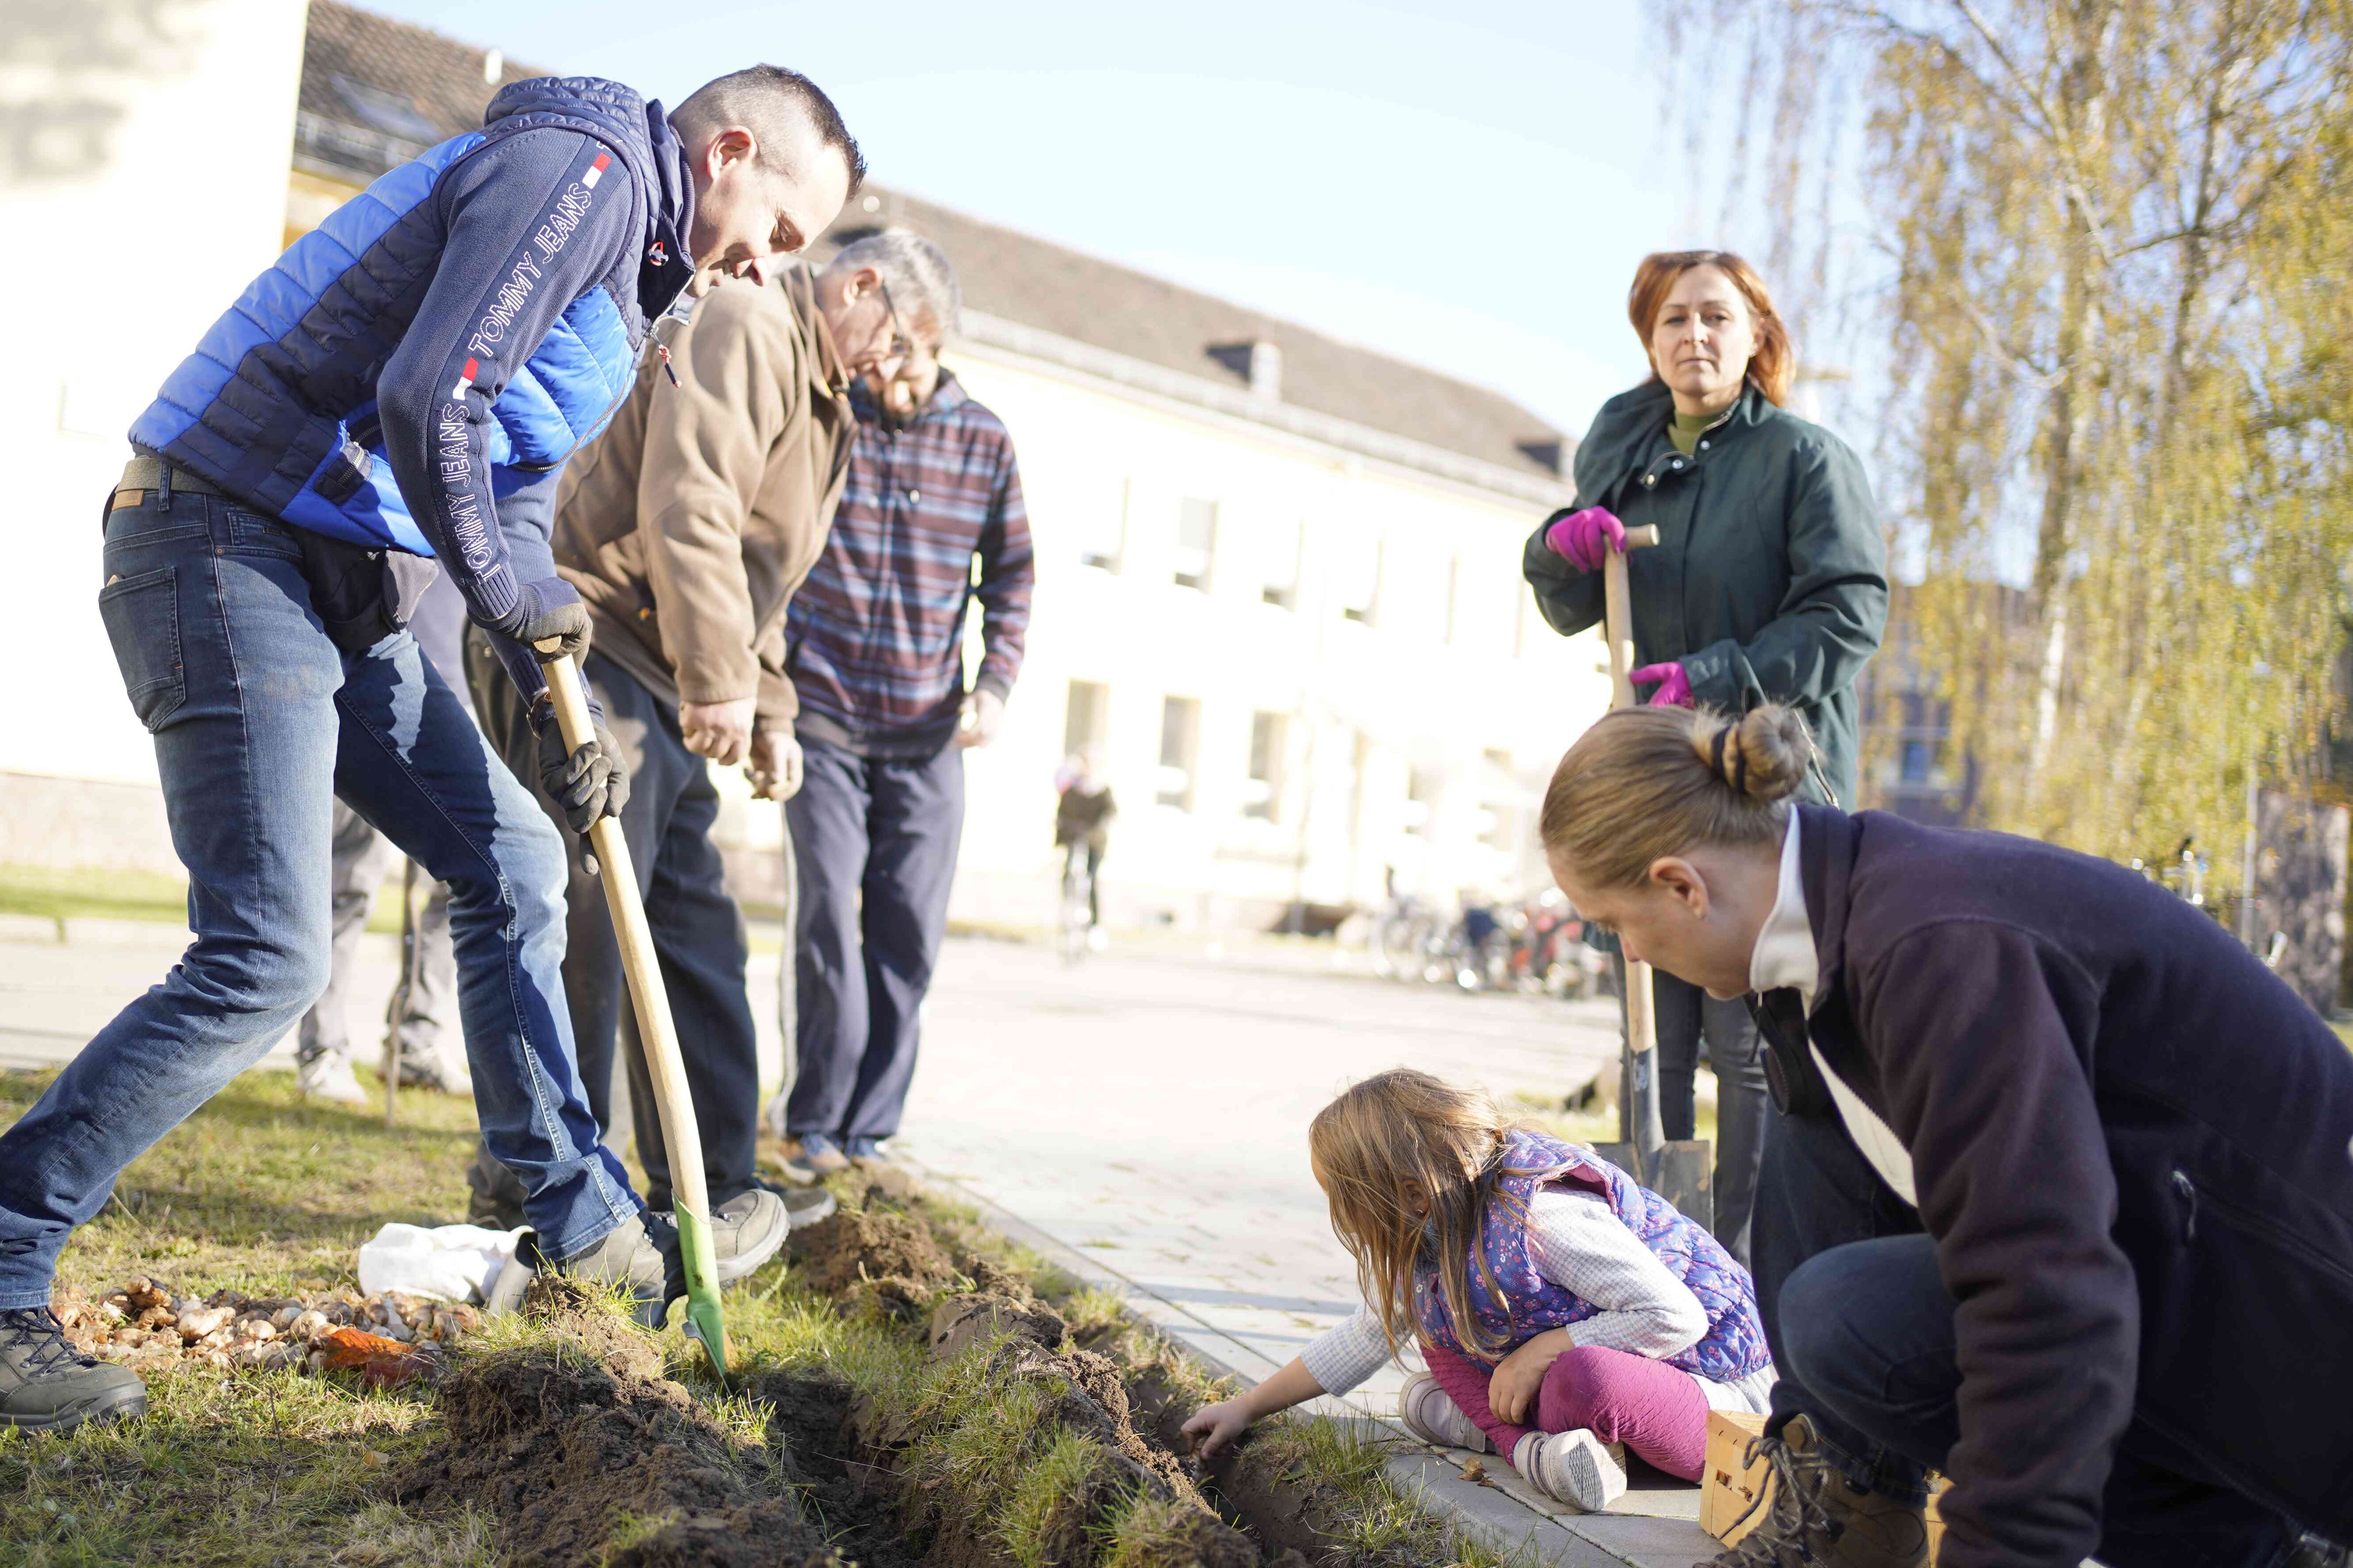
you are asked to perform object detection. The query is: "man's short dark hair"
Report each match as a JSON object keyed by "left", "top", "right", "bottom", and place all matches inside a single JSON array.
[{"left": 673, "top": 65, "right": 866, "bottom": 196}]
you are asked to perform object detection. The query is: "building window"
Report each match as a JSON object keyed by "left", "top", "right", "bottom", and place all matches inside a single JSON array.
[
  {"left": 1404, "top": 765, "right": 1440, "bottom": 837},
  {"left": 1262, "top": 518, "right": 1302, "bottom": 609},
  {"left": 1244, "top": 711, "right": 1287, "bottom": 821},
  {"left": 1063, "top": 679, "right": 1109, "bottom": 761},
  {"left": 1899, "top": 738, "right": 1934, "bottom": 786},
  {"left": 1157, "top": 696, "right": 1201, "bottom": 810},
  {"left": 1340, "top": 538, "right": 1381, "bottom": 625},
  {"left": 1078, "top": 480, "right": 1128, "bottom": 572},
  {"left": 1175, "top": 497, "right": 1217, "bottom": 591}
]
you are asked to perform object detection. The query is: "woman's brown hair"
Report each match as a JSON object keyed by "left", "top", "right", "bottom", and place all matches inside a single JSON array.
[
  {"left": 1308, "top": 1070, "right": 1552, "bottom": 1361},
  {"left": 1540, "top": 705, "right": 1814, "bottom": 888},
  {"left": 1627, "top": 250, "right": 1794, "bottom": 407}
]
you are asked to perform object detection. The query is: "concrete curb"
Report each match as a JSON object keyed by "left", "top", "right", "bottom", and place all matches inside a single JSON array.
[{"left": 897, "top": 1150, "right": 1693, "bottom": 1568}]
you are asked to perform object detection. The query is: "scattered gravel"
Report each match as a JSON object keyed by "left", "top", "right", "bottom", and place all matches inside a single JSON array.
[{"left": 52, "top": 1276, "right": 484, "bottom": 1380}]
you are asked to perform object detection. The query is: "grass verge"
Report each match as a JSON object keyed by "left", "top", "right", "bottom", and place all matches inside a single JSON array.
[{"left": 1, "top": 1068, "right": 1534, "bottom": 1567}]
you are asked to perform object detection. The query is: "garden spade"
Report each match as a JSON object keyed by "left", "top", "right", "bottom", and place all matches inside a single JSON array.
[
  {"left": 535, "top": 645, "right": 730, "bottom": 1380},
  {"left": 1588, "top": 524, "right": 1714, "bottom": 1229}
]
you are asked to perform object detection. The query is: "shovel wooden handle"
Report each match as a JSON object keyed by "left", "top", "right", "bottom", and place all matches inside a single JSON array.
[
  {"left": 535, "top": 646, "right": 728, "bottom": 1376},
  {"left": 1601, "top": 524, "right": 1661, "bottom": 709},
  {"left": 1598, "top": 525, "right": 1667, "bottom": 1171}
]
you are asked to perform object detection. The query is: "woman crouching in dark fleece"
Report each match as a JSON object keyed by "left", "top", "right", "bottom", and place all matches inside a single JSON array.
[{"left": 1540, "top": 703, "right": 2350, "bottom": 1568}]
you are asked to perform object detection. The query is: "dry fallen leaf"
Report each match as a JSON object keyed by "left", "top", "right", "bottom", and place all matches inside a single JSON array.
[
  {"left": 1459, "top": 1457, "right": 1490, "bottom": 1485},
  {"left": 316, "top": 1326, "right": 429, "bottom": 1389}
]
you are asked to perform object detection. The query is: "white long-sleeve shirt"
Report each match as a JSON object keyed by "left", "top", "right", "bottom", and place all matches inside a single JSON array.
[{"left": 1301, "top": 1188, "right": 1775, "bottom": 1414}]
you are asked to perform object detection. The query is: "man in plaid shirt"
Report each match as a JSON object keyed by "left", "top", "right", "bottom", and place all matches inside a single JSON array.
[{"left": 777, "top": 232, "right": 1034, "bottom": 1179}]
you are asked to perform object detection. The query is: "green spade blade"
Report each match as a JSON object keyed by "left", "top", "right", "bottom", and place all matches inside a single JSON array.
[{"left": 672, "top": 1203, "right": 728, "bottom": 1380}]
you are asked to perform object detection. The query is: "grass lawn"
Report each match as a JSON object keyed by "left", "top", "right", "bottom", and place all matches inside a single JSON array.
[
  {"left": 0, "top": 1071, "right": 1512, "bottom": 1568},
  {"left": 0, "top": 1067, "right": 496, "bottom": 1565}
]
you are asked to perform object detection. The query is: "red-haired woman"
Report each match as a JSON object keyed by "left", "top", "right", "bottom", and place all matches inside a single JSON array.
[{"left": 1524, "top": 251, "right": 1887, "bottom": 1266}]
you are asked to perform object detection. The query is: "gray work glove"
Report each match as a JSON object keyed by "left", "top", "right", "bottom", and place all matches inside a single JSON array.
[
  {"left": 536, "top": 715, "right": 630, "bottom": 839},
  {"left": 513, "top": 595, "right": 593, "bottom": 662}
]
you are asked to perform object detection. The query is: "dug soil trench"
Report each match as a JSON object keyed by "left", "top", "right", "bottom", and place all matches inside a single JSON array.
[{"left": 403, "top": 1171, "right": 1479, "bottom": 1568}]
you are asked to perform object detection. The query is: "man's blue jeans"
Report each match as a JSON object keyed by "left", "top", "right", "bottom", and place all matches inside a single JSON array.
[
  {"left": 1758, "top": 1107, "right": 2303, "bottom": 1568},
  {"left": 0, "top": 491, "right": 638, "bottom": 1307}
]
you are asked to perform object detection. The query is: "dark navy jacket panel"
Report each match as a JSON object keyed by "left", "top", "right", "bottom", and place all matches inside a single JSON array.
[{"left": 1789, "top": 805, "right": 2353, "bottom": 1563}]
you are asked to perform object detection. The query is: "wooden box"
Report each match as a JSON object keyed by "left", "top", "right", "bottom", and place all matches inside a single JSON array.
[
  {"left": 1701, "top": 1411, "right": 1772, "bottom": 1544},
  {"left": 1699, "top": 1410, "right": 1948, "bottom": 1558}
]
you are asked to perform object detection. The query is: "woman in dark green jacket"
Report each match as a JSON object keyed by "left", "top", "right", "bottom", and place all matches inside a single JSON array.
[{"left": 1524, "top": 250, "right": 1887, "bottom": 1264}]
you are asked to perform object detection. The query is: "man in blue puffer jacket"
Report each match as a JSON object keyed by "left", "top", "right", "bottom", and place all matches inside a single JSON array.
[{"left": 0, "top": 67, "right": 863, "bottom": 1433}]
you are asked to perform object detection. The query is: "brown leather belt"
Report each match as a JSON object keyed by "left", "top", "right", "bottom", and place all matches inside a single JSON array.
[{"left": 109, "top": 454, "right": 227, "bottom": 513}]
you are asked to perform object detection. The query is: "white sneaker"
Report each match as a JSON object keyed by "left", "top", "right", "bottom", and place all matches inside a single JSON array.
[
  {"left": 1086, "top": 924, "right": 1108, "bottom": 953},
  {"left": 397, "top": 1037, "right": 472, "bottom": 1096},
  {"left": 296, "top": 1053, "right": 368, "bottom": 1105},
  {"left": 1398, "top": 1370, "right": 1490, "bottom": 1453},
  {"left": 1511, "top": 1428, "right": 1627, "bottom": 1512}
]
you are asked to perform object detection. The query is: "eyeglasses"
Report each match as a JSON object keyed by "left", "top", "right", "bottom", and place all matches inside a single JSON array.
[{"left": 874, "top": 279, "right": 914, "bottom": 366}]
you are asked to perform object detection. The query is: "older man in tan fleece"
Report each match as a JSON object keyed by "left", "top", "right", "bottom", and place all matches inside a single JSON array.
[{"left": 463, "top": 245, "right": 913, "bottom": 1266}]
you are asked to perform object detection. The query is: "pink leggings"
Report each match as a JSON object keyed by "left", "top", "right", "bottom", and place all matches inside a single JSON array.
[{"left": 1422, "top": 1340, "right": 1710, "bottom": 1482}]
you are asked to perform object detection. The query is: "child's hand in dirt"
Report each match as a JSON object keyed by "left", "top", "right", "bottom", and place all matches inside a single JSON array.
[
  {"left": 1487, "top": 1329, "right": 1573, "bottom": 1426},
  {"left": 1182, "top": 1399, "right": 1252, "bottom": 1460}
]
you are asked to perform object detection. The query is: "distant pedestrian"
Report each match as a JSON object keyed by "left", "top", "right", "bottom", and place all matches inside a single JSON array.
[
  {"left": 296, "top": 573, "right": 474, "bottom": 1105},
  {"left": 778, "top": 232, "right": 1034, "bottom": 1180},
  {"left": 1054, "top": 749, "right": 1115, "bottom": 946},
  {"left": 1523, "top": 250, "right": 1887, "bottom": 1266}
]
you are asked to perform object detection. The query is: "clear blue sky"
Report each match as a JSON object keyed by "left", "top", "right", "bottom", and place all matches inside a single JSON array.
[{"left": 358, "top": 0, "right": 1745, "bottom": 439}]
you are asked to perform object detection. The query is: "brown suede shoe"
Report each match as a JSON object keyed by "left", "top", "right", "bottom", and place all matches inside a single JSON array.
[{"left": 1702, "top": 1416, "right": 1929, "bottom": 1568}]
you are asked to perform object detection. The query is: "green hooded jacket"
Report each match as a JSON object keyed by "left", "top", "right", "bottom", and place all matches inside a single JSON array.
[{"left": 1523, "top": 381, "right": 1888, "bottom": 806}]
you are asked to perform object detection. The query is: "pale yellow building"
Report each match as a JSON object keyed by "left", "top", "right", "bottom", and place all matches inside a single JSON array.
[
  {"left": 0, "top": 0, "right": 308, "bottom": 865},
  {"left": 6, "top": 2, "right": 1615, "bottom": 935}
]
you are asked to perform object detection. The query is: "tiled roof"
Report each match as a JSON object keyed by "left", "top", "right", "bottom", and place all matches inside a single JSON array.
[
  {"left": 816, "top": 190, "right": 1570, "bottom": 485},
  {"left": 295, "top": 0, "right": 547, "bottom": 177},
  {"left": 297, "top": 2, "right": 1568, "bottom": 488}
]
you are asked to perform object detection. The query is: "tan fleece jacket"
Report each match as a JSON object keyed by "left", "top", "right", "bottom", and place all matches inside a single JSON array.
[{"left": 551, "top": 265, "right": 853, "bottom": 729}]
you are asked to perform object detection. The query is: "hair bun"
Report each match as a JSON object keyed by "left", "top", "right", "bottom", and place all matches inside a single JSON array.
[
  {"left": 1732, "top": 710, "right": 1816, "bottom": 808},
  {"left": 1692, "top": 706, "right": 1811, "bottom": 802}
]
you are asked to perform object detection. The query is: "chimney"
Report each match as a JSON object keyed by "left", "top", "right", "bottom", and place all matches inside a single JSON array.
[
  {"left": 482, "top": 49, "right": 504, "bottom": 86},
  {"left": 1247, "top": 340, "right": 1282, "bottom": 401}
]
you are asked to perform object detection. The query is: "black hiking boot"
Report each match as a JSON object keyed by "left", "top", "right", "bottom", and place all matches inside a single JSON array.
[
  {"left": 1701, "top": 1415, "right": 1928, "bottom": 1568},
  {"left": 0, "top": 1307, "right": 147, "bottom": 1433}
]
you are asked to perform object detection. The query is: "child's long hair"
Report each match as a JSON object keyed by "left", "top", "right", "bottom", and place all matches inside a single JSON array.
[{"left": 1308, "top": 1068, "right": 1548, "bottom": 1361}]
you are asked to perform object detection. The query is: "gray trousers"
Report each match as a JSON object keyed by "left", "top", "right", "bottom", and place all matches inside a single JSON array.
[{"left": 295, "top": 801, "right": 452, "bottom": 1064}]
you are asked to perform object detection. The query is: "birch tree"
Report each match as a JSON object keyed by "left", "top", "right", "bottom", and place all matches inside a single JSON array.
[{"left": 1662, "top": 0, "right": 2353, "bottom": 863}]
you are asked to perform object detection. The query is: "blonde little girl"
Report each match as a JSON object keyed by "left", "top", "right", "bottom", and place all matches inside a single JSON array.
[{"left": 1182, "top": 1069, "right": 1773, "bottom": 1510}]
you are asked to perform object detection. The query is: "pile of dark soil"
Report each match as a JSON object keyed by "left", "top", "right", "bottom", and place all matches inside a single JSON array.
[
  {"left": 786, "top": 1206, "right": 961, "bottom": 1311},
  {"left": 401, "top": 1278, "right": 834, "bottom": 1568}
]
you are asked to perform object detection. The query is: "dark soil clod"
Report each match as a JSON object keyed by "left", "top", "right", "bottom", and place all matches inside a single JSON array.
[{"left": 402, "top": 1285, "right": 836, "bottom": 1568}]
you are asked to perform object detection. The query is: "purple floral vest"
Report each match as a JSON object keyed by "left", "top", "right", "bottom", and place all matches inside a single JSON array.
[{"left": 1414, "top": 1129, "right": 1771, "bottom": 1383}]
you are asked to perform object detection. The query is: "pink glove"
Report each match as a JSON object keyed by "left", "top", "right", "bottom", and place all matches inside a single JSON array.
[
  {"left": 1631, "top": 662, "right": 1693, "bottom": 707},
  {"left": 1543, "top": 507, "right": 1626, "bottom": 572}
]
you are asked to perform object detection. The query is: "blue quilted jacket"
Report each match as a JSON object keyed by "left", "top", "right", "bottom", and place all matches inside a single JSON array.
[{"left": 129, "top": 76, "right": 696, "bottom": 638}]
